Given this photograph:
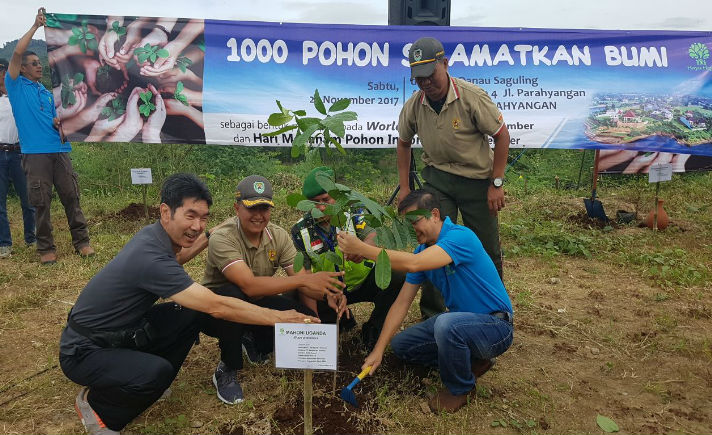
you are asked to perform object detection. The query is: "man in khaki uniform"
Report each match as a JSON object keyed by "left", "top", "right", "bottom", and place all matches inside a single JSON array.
[
  {"left": 201, "top": 175, "right": 346, "bottom": 405},
  {"left": 396, "top": 37, "right": 511, "bottom": 318}
]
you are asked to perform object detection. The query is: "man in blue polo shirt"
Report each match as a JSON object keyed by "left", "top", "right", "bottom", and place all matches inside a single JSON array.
[
  {"left": 5, "top": 8, "right": 93, "bottom": 264},
  {"left": 337, "top": 189, "right": 513, "bottom": 413}
]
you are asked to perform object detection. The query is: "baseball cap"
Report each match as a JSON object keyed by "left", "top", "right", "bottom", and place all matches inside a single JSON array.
[
  {"left": 0, "top": 58, "right": 8, "bottom": 70},
  {"left": 408, "top": 37, "right": 445, "bottom": 78},
  {"left": 302, "top": 166, "right": 335, "bottom": 199},
  {"left": 235, "top": 175, "right": 274, "bottom": 207}
]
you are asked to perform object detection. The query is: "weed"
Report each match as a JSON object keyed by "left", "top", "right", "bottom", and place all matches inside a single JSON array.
[{"left": 515, "top": 290, "right": 534, "bottom": 308}]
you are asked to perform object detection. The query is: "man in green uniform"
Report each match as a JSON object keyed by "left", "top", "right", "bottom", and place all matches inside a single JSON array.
[
  {"left": 290, "top": 167, "right": 404, "bottom": 350},
  {"left": 397, "top": 37, "right": 511, "bottom": 318},
  {"left": 201, "top": 175, "right": 346, "bottom": 405}
]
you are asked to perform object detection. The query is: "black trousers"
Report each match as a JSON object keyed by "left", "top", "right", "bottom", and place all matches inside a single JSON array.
[
  {"left": 59, "top": 303, "right": 201, "bottom": 431},
  {"left": 200, "top": 283, "right": 316, "bottom": 370}
]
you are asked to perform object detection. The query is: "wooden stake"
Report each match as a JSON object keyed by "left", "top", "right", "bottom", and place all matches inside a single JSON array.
[
  {"left": 304, "top": 369, "right": 313, "bottom": 435},
  {"left": 142, "top": 184, "right": 149, "bottom": 224}
]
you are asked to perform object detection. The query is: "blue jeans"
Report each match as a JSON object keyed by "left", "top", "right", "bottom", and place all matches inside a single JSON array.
[
  {"left": 391, "top": 312, "right": 513, "bottom": 395},
  {"left": 0, "top": 151, "right": 35, "bottom": 247}
]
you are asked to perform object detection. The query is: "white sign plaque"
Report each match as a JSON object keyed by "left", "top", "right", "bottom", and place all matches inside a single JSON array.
[
  {"left": 648, "top": 163, "right": 673, "bottom": 183},
  {"left": 274, "top": 323, "right": 337, "bottom": 371},
  {"left": 130, "top": 168, "right": 153, "bottom": 185}
]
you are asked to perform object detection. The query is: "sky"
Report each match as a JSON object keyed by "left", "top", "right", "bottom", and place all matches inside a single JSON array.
[{"left": 1, "top": 0, "right": 711, "bottom": 44}]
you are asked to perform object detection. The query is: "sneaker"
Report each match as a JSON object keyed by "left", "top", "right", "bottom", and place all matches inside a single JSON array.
[
  {"left": 0, "top": 246, "right": 10, "bottom": 258},
  {"left": 77, "top": 245, "right": 96, "bottom": 257},
  {"left": 242, "top": 332, "right": 270, "bottom": 365},
  {"left": 212, "top": 361, "right": 244, "bottom": 404},
  {"left": 74, "top": 387, "right": 120, "bottom": 434}
]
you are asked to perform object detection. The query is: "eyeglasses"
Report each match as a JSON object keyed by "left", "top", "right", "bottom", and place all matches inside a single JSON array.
[
  {"left": 408, "top": 215, "right": 425, "bottom": 226},
  {"left": 23, "top": 60, "right": 41, "bottom": 67}
]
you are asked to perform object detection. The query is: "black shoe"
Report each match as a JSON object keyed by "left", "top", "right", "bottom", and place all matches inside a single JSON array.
[
  {"left": 242, "top": 332, "right": 270, "bottom": 365},
  {"left": 213, "top": 361, "right": 244, "bottom": 404}
]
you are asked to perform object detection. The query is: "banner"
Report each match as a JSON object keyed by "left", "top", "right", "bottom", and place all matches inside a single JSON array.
[{"left": 46, "top": 14, "right": 712, "bottom": 167}]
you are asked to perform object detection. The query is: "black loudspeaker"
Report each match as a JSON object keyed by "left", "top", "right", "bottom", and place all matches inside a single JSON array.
[{"left": 388, "top": 0, "right": 451, "bottom": 26}]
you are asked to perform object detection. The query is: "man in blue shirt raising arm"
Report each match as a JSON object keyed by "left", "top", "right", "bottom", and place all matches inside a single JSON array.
[
  {"left": 5, "top": 8, "right": 94, "bottom": 264},
  {"left": 337, "top": 189, "right": 513, "bottom": 413}
]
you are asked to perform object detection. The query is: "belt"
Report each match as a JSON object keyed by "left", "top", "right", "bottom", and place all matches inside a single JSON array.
[
  {"left": 0, "top": 143, "right": 21, "bottom": 152},
  {"left": 491, "top": 311, "right": 513, "bottom": 323}
]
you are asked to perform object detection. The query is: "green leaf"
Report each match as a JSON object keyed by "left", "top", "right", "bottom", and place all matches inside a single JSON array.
[
  {"left": 85, "top": 32, "right": 95, "bottom": 40},
  {"left": 293, "top": 110, "right": 307, "bottom": 116},
  {"left": 287, "top": 193, "right": 307, "bottom": 207},
  {"left": 88, "top": 39, "right": 98, "bottom": 51},
  {"left": 137, "top": 52, "right": 150, "bottom": 64},
  {"left": 73, "top": 72, "right": 84, "bottom": 84},
  {"left": 295, "top": 117, "right": 321, "bottom": 131},
  {"left": 71, "top": 27, "right": 82, "bottom": 36},
  {"left": 157, "top": 48, "right": 169, "bottom": 58},
  {"left": 276, "top": 100, "right": 286, "bottom": 114},
  {"left": 376, "top": 226, "right": 395, "bottom": 248},
  {"left": 101, "top": 107, "right": 111, "bottom": 116},
  {"left": 375, "top": 249, "right": 392, "bottom": 289},
  {"left": 291, "top": 142, "right": 304, "bottom": 158},
  {"left": 313, "top": 89, "right": 326, "bottom": 115},
  {"left": 139, "top": 105, "right": 150, "bottom": 117},
  {"left": 79, "top": 40, "right": 87, "bottom": 53},
  {"left": 330, "top": 212, "right": 347, "bottom": 228},
  {"left": 596, "top": 415, "right": 619, "bottom": 433},
  {"left": 263, "top": 125, "right": 297, "bottom": 137},
  {"left": 176, "top": 81, "right": 184, "bottom": 93},
  {"left": 293, "top": 251, "right": 304, "bottom": 273},
  {"left": 315, "top": 172, "right": 336, "bottom": 192},
  {"left": 310, "top": 208, "right": 325, "bottom": 219},
  {"left": 140, "top": 91, "right": 153, "bottom": 104},
  {"left": 296, "top": 199, "right": 315, "bottom": 212},
  {"left": 394, "top": 218, "right": 414, "bottom": 246},
  {"left": 321, "top": 116, "right": 345, "bottom": 138},
  {"left": 328, "top": 98, "right": 350, "bottom": 112},
  {"left": 267, "top": 112, "right": 293, "bottom": 126},
  {"left": 391, "top": 220, "right": 404, "bottom": 250}
]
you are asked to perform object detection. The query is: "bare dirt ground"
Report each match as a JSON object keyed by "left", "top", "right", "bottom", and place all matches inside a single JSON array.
[{"left": 1, "top": 205, "right": 711, "bottom": 434}]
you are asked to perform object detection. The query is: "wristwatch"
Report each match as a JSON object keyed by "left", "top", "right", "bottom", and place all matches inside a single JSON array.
[{"left": 492, "top": 177, "right": 504, "bottom": 188}]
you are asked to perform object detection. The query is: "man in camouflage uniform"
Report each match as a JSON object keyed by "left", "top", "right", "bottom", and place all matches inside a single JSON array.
[{"left": 291, "top": 167, "right": 404, "bottom": 350}]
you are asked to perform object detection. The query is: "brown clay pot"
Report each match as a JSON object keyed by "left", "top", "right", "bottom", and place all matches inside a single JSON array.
[{"left": 645, "top": 199, "right": 669, "bottom": 230}]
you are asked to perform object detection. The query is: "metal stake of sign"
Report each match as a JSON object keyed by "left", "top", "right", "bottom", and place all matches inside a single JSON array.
[{"left": 653, "top": 181, "right": 660, "bottom": 231}]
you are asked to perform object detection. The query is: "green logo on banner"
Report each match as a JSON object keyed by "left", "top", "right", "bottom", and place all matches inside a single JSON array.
[{"left": 689, "top": 43, "right": 709, "bottom": 66}]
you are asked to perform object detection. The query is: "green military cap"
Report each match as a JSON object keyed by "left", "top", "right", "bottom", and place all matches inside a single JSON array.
[{"left": 302, "top": 166, "right": 335, "bottom": 199}]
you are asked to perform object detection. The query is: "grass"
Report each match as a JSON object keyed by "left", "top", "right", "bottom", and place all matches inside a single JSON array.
[{"left": 0, "top": 145, "right": 711, "bottom": 434}]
